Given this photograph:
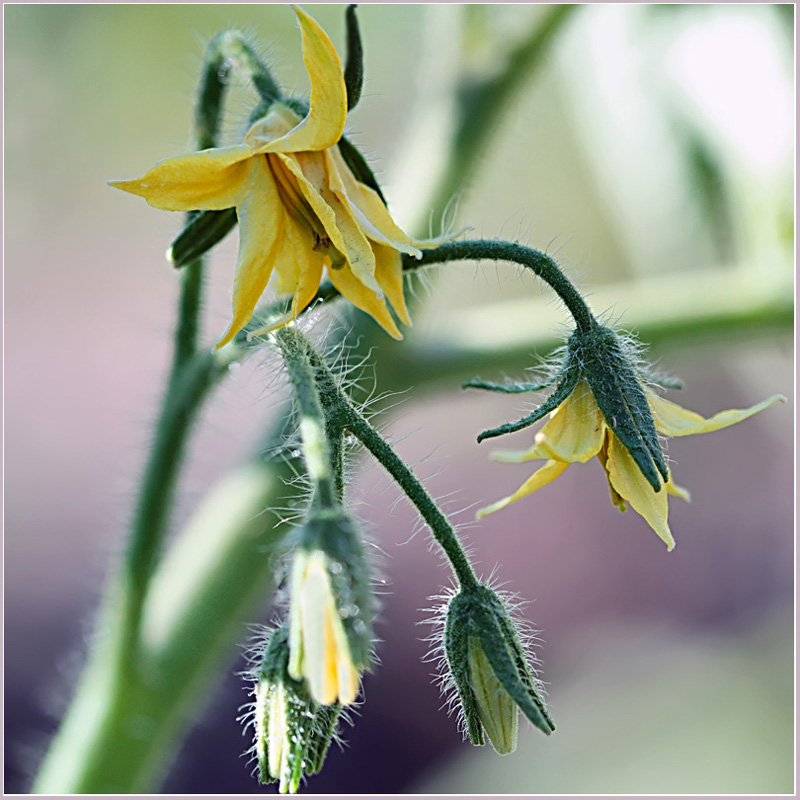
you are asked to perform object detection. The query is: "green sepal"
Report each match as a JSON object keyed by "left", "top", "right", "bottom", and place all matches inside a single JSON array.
[
  {"left": 168, "top": 208, "right": 237, "bottom": 269},
  {"left": 294, "top": 509, "right": 374, "bottom": 669},
  {"left": 463, "top": 376, "right": 558, "bottom": 395},
  {"left": 569, "top": 326, "right": 668, "bottom": 490},
  {"left": 445, "top": 585, "right": 554, "bottom": 748},
  {"left": 337, "top": 136, "right": 387, "bottom": 204},
  {"left": 344, "top": 5, "right": 364, "bottom": 111},
  {"left": 475, "top": 362, "right": 580, "bottom": 443}
]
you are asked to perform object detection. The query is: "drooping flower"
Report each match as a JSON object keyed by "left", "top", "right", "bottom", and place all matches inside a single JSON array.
[
  {"left": 478, "top": 380, "right": 783, "bottom": 550},
  {"left": 111, "top": 7, "right": 449, "bottom": 348}
]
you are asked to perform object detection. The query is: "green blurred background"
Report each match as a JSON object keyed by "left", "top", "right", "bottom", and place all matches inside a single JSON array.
[{"left": 5, "top": 4, "right": 794, "bottom": 794}]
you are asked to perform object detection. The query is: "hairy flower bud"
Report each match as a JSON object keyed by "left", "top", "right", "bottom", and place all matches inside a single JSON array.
[
  {"left": 443, "top": 584, "right": 554, "bottom": 754},
  {"left": 253, "top": 626, "right": 341, "bottom": 794},
  {"left": 288, "top": 509, "right": 373, "bottom": 705}
]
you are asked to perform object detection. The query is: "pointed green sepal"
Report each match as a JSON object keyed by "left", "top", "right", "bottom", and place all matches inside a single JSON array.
[
  {"left": 168, "top": 208, "right": 238, "bottom": 268},
  {"left": 344, "top": 5, "right": 364, "bottom": 111},
  {"left": 569, "top": 325, "right": 669, "bottom": 490}
]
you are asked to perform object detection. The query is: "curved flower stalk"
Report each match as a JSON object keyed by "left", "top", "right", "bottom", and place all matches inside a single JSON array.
[
  {"left": 474, "top": 332, "right": 784, "bottom": 550},
  {"left": 111, "top": 6, "right": 453, "bottom": 348}
]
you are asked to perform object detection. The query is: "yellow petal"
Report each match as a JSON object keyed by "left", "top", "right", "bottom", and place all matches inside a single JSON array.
[
  {"left": 326, "top": 146, "right": 423, "bottom": 256},
  {"left": 300, "top": 555, "right": 338, "bottom": 705},
  {"left": 277, "top": 152, "right": 381, "bottom": 295},
  {"left": 476, "top": 460, "right": 570, "bottom": 520},
  {"left": 606, "top": 434, "right": 675, "bottom": 550},
  {"left": 532, "top": 382, "right": 606, "bottom": 463},
  {"left": 109, "top": 145, "right": 253, "bottom": 211},
  {"left": 327, "top": 262, "right": 402, "bottom": 339},
  {"left": 272, "top": 208, "right": 326, "bottom": 318},
  {"left": 255, "top": 6, "right": 347, "bottom": 154},
  {"left": 215, "top": 157, "right": 284, "bottom": 348},
  {"left": 596, "top": 436, "right": 628, "bottom": 511},
  {"left": 373, "top": 243, "right": 411, "bottom": 326},
  {"left": 648, "top": 392, "right": 785, "bottom": 438}
]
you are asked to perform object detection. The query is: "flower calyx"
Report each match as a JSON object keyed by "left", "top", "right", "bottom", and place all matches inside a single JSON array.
[
  {"left": 254, "top": 625, "right": 341, "bottom": 794},
  {"left": 287, "top": 509, "right": 373, "bottom": 706},
  {"left": 444, "top": 584, "right": 554, "bottom": 755}
]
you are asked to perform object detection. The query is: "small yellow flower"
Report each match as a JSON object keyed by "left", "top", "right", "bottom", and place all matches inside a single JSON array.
[
  {"left": 111, "top": 7, "right": 447, "bottom": 347},
  {"left": 288, "top": 550, "right": 360, "bottom": 706},
  {"left": 478, "top": 381, "right": 783, "bottom": 550}
]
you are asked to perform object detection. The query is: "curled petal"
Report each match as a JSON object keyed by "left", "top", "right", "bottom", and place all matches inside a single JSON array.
[
  {"left": 476, "top": 460, "right": 569, "bottom": 520},
  {"left": 606, "top": 434, "right": 675, "bottom": 550},
  {"left": 256, "top": 6, "right": 347, "bottom": 154},
  {"left": 110, "top": 146, "right": 253, "bottom": 211},
  {"left": 649, "top": 393, "right": 785, "bottom": 438},
  {"left": 273, "top": 209, "right": 326, "bottom": 319},
  {"left": 326, "top": 147, "right": 422, "bottom": 256},
  {"left": 532, "top": 383, "right": 607, "bottom": 463}
]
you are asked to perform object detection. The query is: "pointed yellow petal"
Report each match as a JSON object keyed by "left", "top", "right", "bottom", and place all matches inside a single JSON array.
[
  {"left": 278, "top": 152, "right": 381, "bottom": 294},
  {"left": 215, "top": 158, "right": 284, "bottom": 348},
  {"left": 596, "top": 436, "right": 628, "bottom": 511},
  {"left": 373, "top": 243, "right": 411, "bottom": 326},
  {"left": 255, "top": 7, "right": 347, "bottom": 154},
  {"left": 648, "top": 393, "right": 785, "bottom": 438},
  {"left": 109, "top": 146, "right": 253, "bottom": 211},
  {"left": 476, "top": 460, "right": 570, "bottom": 519},
  {"left": 327, "top": 262, "right": 402, "bottom": 339},
  {"left": 532, "top": 383, "right": 606, "bottom": 463},
  {"left": 606, "top": 434, "right": 675, "bottom": 550},
  {"left": 327, "top": 146, "right": 422, "bottom": 256},
  {"left": 667, "top": 479, "right": 691, "bottom": 502}
]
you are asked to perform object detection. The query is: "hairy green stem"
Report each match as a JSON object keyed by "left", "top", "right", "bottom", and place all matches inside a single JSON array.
[
  {"left": 411, "top": 240, "right": 596, "bottom": 332},
  {"left": 277, "top": 328, "right": 339, "bottom": 510},
  {"left": 343, "top": 405, "right": 479, "bottom": 589},
  {"left": 295, "top": 335, "right": 480, "bottom": 590}
]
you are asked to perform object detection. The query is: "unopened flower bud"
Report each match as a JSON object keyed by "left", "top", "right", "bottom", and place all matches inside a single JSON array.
[
  {"left": 288, "top": 510, "right": 373, "bottom": 706},
  {"left": 254, "top": 626, "right": 341, "bottom": 794},
  {"left": 444, "top": 584, "right": 554, "bottom": 754}
]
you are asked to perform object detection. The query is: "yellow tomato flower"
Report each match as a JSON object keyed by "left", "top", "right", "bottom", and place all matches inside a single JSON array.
[
  {"left": 288, "top": 549, "right": 360, "bottom": 706},
  {"left": 478, "top": 382, "right": 783, "bottom": 550},
  {"left": 111, "top": 7, "right": 446, "bottom": 348}
]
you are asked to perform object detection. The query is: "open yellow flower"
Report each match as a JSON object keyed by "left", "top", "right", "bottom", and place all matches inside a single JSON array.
[
  {"left": 111, "top": 7, "right": 445, "bottom": 348},
  {"left": 478, "top": 381, "right": 783, "bottom": 550}
]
